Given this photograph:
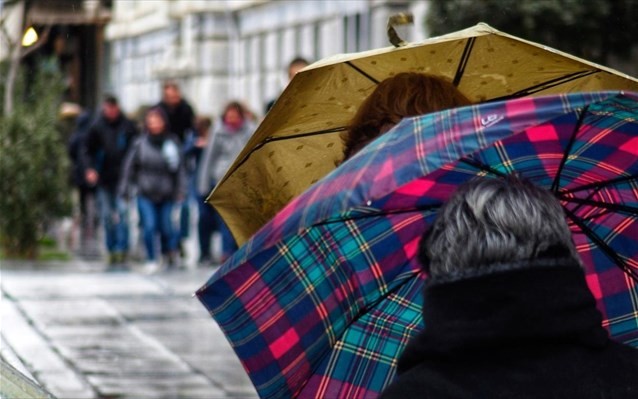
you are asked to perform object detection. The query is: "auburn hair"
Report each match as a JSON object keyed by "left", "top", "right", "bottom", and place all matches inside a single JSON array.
[{"left": 341, "top": 73, "right": 471, "bottom": 161}]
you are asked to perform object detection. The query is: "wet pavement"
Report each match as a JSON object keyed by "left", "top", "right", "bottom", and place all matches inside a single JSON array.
[{"left": 0, "top": 260, "right": 257, "bottom": 399}]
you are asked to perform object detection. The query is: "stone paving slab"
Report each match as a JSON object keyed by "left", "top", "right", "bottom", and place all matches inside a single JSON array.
[
  {"left": 1, "top": 264, "right": 257, "bottom": 399},
  {"left": 2, "top": 271, "right": 165, "bottom": 299},
  {"left": 150, "top": 268, "right": 214, "bottom": 296},
  {"left": 1, "top": 296, "right": 96, "bottom": 399},
  {"left": 108, "top": 296, "right": 201, "bottom": 320}
]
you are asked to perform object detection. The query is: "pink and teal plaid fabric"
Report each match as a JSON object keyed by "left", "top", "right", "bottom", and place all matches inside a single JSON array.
[{"left": 197, "top": 91, "right": 638, "bottom": 398}]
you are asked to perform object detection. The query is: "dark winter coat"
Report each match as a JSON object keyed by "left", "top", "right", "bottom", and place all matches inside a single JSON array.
[
  {"left": 379, "top": 258, "right": 638, "bottom": 399},
  {"left": 118, "top": 132, "right": 186, "bottom": 203},
  {"left": 82, "top": 113, "right": 138, "bottom": 191},
  {"left": 157, "top": 99, "right": 195, "bottom": 142},
  {"left": 68, "top": 111, "right": 93, "bottom": 187}
]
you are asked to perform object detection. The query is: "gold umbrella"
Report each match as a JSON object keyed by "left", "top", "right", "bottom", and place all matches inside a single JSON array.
[{"left": 210, "top": 22, "right": 638, "bottom": 245}]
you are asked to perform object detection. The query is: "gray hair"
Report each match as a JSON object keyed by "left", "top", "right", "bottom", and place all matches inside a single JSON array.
[{"left": 419, "top": 176, "right": 582, "bottom": 280}]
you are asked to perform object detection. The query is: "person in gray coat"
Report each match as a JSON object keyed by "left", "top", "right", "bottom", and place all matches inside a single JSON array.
[
  {"left": 197, "top": 101, "right": 256, "bottom": 262},
  {"left": 119, "top": 107, "right": 186, "bottom": 272}
]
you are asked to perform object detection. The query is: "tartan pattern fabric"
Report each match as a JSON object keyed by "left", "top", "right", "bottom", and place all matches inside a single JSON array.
[
  {"left": 199, "top": 210, "right": 430, "bottom": 398},
  {"left": 299, "top": 272, "right": 425, "bottom": 398},
  {"left": 197, "top": 91, "right": 638, "bottom": 398}
]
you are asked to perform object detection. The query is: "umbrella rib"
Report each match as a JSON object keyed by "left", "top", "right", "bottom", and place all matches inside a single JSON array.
[
  {"left": 488, "top": 70, "right": 599, "bottom": 102},
  {"left": 459, "top": 157, "right": 508, "bottom": 177},
  {"left": 551, "top": 105, "right": 590, "bottom": 193},
  {"left": 261, "top": 127, "right": 348, "bottom": 144},
  {"left": 565, "top": 185, "right": 604, "bottom": 217},
  {"left": 558, "top": 195, "right": 638, "bottom": 216},
  {"left": 345, "top": 61, "right": 380, "bottom": 84},
  {"left": 229, "top": 127, "right": 347, "bottom": 172},
  {"left": 563, "top": 174, "right": 638, "bottom": 194},
  {"left": 567, "top": 207, "right": 614, "bottom": 222},
  {"left": 453, "top": 37, "right": 475, "bottom": 87},
  {"left": 563, "top": 207, "right": 638, "bottom": 282}
]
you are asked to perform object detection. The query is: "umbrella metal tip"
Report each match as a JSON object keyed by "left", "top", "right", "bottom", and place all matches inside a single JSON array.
[{"left": 387, "top": 12, "right": 414, "bottom": 48}]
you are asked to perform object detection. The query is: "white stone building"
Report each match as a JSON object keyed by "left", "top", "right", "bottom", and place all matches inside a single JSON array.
[{"left": 105, "top": 0, "right": 430, "bottom": 119}]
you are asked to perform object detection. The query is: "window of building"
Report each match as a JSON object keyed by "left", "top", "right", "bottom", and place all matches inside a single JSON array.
[
  {"left": 313, "top": 22, "right": 321, "bottom": 61},
  {"left": 343, "top": 12, "right": 370, "bottom": 53}
]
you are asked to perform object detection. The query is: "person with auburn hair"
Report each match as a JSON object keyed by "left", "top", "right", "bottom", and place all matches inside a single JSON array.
[{"left": 341, "top": 73, "right": 471, "bottom": 161}]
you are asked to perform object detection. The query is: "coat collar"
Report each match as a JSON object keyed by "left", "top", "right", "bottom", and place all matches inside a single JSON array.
[{"left": 398, "top": 258, "right": 608, "bottom": 373}]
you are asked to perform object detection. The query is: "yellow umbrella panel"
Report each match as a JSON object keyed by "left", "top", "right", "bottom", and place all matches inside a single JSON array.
[{"left": 210, "top": 22, "right": 638, "bottom": 245}]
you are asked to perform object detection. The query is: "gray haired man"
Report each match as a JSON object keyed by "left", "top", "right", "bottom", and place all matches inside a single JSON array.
[{"left": 380, "top": 176, "right": 638, "bottom": 399}]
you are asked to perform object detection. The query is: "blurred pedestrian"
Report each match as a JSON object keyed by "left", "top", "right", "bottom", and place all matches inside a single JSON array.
[
  {"left": 198, "top": 101, "right": 256, "bottom": 263},
  {"left": 157, "top": 80, "right": 196, "bottom": 141},
  {"left": 156, "top": 80, "right": 196, "bottom": 258},
  {"left": 264, "top": 56, "right": 310, "bottom": 114},
  {"left": 68, "top": 109, "right": 98, "bottom": 247},
  {"left": 184, "top": 116, "right": 212, "bottom": 201},
  {"left": 185, "top": 116, "right": 217, "bottom": 266},
  {"left": 82, "top": 95, "right": 138, "bottom": 266},
  {"left": 379, "top": 177, "right": 638, "bottom": 399},
  {"left": 119, "top": 107, "right": 186, "bottom": 273},
  {"left": 341, "top": 72, "right": 471, "bottom": 162}
]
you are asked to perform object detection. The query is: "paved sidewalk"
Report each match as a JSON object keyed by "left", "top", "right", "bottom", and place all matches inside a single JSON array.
[{"left": 0, "top": 260, "right": 257, "bottom": 399}]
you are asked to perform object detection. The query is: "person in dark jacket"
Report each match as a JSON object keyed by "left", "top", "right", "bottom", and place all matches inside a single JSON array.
[
  {"left": 82, "top": 95, "right": 138, "bottom": 265},
  {"left": 184, "top": 115, "right": 218, "bottom": 266},
  {"left": 68, "top": 110, "right": 97, "bottom": 241},
  {"left": 119, "top": 107, "right": 186, "bottom": 273},
  {"left": 156, "top": 80, "right": 196, "bottom": 142},
  {"left": 379, "top": 176, "right": 638, "bottom": 399},
  {"left": 156, "top": 80, "right": 196, "bottom": 256}
]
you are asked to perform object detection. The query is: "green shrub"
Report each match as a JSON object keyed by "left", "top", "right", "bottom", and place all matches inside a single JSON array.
[{"left": 0, "top": 65, "right": 72, "bottom": 258}]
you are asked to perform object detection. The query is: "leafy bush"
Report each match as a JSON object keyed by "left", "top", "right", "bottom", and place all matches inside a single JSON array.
[{"left": 0, "top": 64, "right": 72, "bottom": 258}]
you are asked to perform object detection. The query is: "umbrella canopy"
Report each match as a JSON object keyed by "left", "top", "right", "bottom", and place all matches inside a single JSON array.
[
  {"left": 210, "top": 22, "right": 638, "bottom": 245},
  {"left": 197, "top": 91, "right": 638, "bottom": 398}
]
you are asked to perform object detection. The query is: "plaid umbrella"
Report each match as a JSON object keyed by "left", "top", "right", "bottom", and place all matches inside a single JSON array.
[{"left": 196, "top": 91, "right": 638, "bottom": 398}]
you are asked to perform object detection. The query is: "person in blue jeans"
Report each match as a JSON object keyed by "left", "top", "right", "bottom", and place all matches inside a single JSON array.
[
  {"left": 119, "top": 107, "right": 186, "bottom": 272},
  {"left": 184, "top": 116, "right": 219, "bottom": 266},
  {"left": 197, "top": 102, "right": 256, "bottom": 263},
  {"left": 82, "top": 95, "right": 138, "bottom": 266},
  {"left": 156, "top": 80, "right": 196, "bottom": 259}
]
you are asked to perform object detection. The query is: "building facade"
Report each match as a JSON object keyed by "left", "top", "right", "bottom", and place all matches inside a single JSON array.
[
  {"left": 105, "top": 0, "right": 430, "bottom": 119},
  {"left": 0, "top": 0, "right": 111, "bottom": 110}
]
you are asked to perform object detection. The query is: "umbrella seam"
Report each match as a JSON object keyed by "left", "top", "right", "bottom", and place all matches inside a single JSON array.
[
  {"left": 220, "top": 128, "right": 347, "bottom": 184},
  {"left": 551, "top": 105, "right": 590, "bottom": 192},
  {"left": 563, "top": 173, "right": 638, "bottom": 194},
  {"left": 344, "top": 61, "right": 380, "bottom": 84},
  {"left": 489, "top": 70, "right": 599, "bottom": 102},
  {"left": 452, "top": 37, "right": 475, "bottom": 87}
]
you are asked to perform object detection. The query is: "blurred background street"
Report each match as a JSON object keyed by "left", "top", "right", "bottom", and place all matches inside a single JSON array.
[{"left": 1, "top": 258, "right": 257, "bottom": 399}]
